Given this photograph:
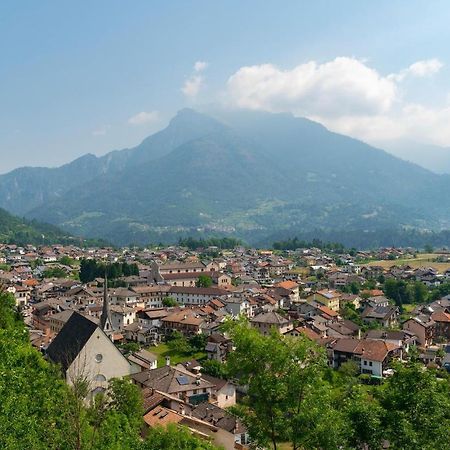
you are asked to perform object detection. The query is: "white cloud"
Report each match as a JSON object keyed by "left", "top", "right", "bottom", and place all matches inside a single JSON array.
[
  {"left": 127, "top": 111, "right": 159, "bottom": 126},
  {"left": 389, "top": 58, "right": 443, "bottom": 82},
  {"left": 227, "top": 57, "right": 397, "bottom": 118},
  {"left": 194, "top": 61, "right": 208, "bottom": 72},
  {"left": 182, "top": 75, "right": 204, "bottom": 98},
  {"left": 182, "top": 61, "right": 209, "bottom": 98},
  {"left": 92, "top": 125, "right": 110, "bottom": 136},
  {"left": 225, "top": 57, "right": 450, "bottom": 146}
]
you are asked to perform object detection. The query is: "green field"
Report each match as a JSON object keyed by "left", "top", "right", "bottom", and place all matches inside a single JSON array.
[
  {"left": 367, "top": 253, "right": 450, "bottom": 273},
  {"left": 147, "top": 342, "right": 206, "bottom": 367}
]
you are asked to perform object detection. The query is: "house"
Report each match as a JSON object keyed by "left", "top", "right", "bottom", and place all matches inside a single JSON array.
[
  {"left": 431, "top": 311, "right": 450, "bottom": 340},
  {"left": 307, "top": 290, "right": 341, "bottom": 312},
  {"left": 142, "top": 400, "right": 246, "bottom": 450},
  {"left": 339, "top": 294, "right": 361, "bottom": 309},
  {"left": 285, "top": 326, "right": 321, "bottom": 342},
  {"left": 10, "top": 285, "right": 31, "bottom": 307},
  {"left": 110, "top": 305, "right": 136, "bottom": 331},
  {"left": 131, "top": 285, "right": 171, "bottom": 308},
  {"left": 49, "top": 309, "right": 77, "bottom": 334},
  {"left": 361, "top": 305, "right": 399, "bottom": 328},
  {"left": 127, "top": 349, "right": 158, "bottom": 372},
  {"left": 331, "top": 338, "right": 400, "bottom": 378},
  {"left": 365, "top": 329, "right": 416, "bottom": 353},
  {"left": 132, "top": 364, "right": 215, "bottom": 406},
  {"left": 273, "top": 280, "right": 300, "bottom": 302},
  {"left": 223, "top": 296, "right": 252, "bottom": 317},
  {"left": 403, "top": 316, "right": 435, "bottom": 347},
  {"left": 366, "top": 296, "right": 390, "bottom": 308},
  {"left": 168, "top": 286, "right": 229, "bottom": 306},
  {"left": 161, "top": 310, "right": 206, "bottom": 336},
  {"left": 190, "top": 402, "right": 249, "bottom": 447},
  {"left": 205, "top": 333, "right": 233, "bottom": 362},
  {"left": 109, "top": 288, "right": 141, "bottom": 307},
  {"left": 250, "top": 311, "right": 293, "bottom": 335},
  {"left": 46, "top": 312, "right": 133, "bottom": 398},
  {"left": 199, "top": 374, "right": 236, "bottom": 408},
  {"left": 124, "top": 322, "right": 160, "bottom": 345}
]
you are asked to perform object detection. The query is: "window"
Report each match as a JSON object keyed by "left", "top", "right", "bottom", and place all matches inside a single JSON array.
[
  {"left": 369, "top": 361, "right": 373, "bottom": 367},
  {"left": 363, "top": 360, "right": 367, "bottom": 366},
  {"left": 95, "top": 374, "right": 106, "bottom": 382},
  {"left": 95, "top": 353, "right": 103, "bottom": 363},
  {"left": 91, "top": 387, "right": 105, "bottom": 397}
]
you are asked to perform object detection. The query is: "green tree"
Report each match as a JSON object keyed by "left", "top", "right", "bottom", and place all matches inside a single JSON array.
[
  {"left": 167, "top": 331, "right": 193, "bottom": 355},
  {"left": 59, "top": 255, "right": 76, "bottom": 266},
  {"left": 140, "top": 424, "right": 221, "bottom": 450},
  {"left": 196, "top": 274, "right": 213, "bottom": 288},
  {"left": 200, "top": 359, "right": 229, "bottom": 379},
  {"left": 344, "top": 387, "right": 384, "bottom": 450},
  {"left": 224, "top": 318, "right": 347, "bottom": 450},
  {"left": 43, "top": 266, "right": 68, "bottom": 279},
  {"left": 162, "top": 296, "right": 178, "bottom": 307},
  {"left": 0, "top": 291, "right": 73, "bottom": 449},
  {"left": 379, "top": 362, "right": 450, "bottom": 449}
]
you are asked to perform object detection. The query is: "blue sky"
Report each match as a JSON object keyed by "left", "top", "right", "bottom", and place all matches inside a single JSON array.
[{"left": 1, "top": 0, "right": 450, "bottom": 172}]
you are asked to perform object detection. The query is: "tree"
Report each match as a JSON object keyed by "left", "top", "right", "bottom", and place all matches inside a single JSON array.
[
  {"left": 140, "top": 424, "right": 221, "bottom": 450},
  {"left": 167, "top": 331, "right": 193, "bottom": 355},
  {"left": 59, "top": 255, "right": 76, "bottom": 266},
  {"left": 344, "top": 387, "right": 384, "bottom": 450},
  {"left": 223, "top": 318, "right": 347, "bottom": 450},
  {"left": 379, "top": 362, "right": 450, "bottom": 449},
  {"left": 162, "top": 296, "right": 178, "bottom": 307},
  {"left": 0, "top": 291, "right": 74, "bottom": 450},
  {"left": 196, "top": 274, "right": 212, "bottom": 288},
  {"left": 200, "top": 359, "right": 229, "bottom": 379},
  {"left": 43, "top": 266, "right": 68, "bottom": 279},
  {"left": 189, "top": 333, "right": 207, "bottom": 352}
]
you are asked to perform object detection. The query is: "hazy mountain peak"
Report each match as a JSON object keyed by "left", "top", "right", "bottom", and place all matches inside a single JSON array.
[{"left": 0, "top": 109, "right": 449, "bottom": 245}]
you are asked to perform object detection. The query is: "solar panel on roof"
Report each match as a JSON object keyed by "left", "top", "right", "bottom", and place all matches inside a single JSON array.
[{"left": 176, "top": 375, "right": 189, "bottom": 385}]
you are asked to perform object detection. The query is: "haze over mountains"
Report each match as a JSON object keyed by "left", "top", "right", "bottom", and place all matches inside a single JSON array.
[{"left": 1, "top": 109, "right": 450, "bottom": 246}]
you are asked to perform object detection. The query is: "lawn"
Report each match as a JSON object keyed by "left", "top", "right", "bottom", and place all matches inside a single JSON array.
[
  {"left": 147, "top": 342, "right": 207, "bottom": 367},
  {"left": 367, "top": 253, "right": 450, "bottom": 273}
]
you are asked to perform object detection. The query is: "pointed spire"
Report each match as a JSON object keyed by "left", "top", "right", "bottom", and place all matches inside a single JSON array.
[{"left": 100, "top": 271, "right": 112, "bottom": 333}]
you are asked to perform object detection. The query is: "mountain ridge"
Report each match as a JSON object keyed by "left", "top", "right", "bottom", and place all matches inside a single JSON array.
[{"left": 1, "top": 109, "right": 449, "bottom": 245}]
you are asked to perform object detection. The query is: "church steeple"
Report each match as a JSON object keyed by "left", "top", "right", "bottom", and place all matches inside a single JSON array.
[{"left": 100, "top": 272, "right": 113, "bottom": 335}]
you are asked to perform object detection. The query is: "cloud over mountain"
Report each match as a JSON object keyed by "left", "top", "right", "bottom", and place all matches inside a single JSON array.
[{"left": 225, "top": 56, "right": 449, "bottom": 146}]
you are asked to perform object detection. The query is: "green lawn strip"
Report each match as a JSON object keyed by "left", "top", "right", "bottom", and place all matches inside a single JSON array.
[{"left": 147, "top": 343, "right": 206, "bottom": 367}]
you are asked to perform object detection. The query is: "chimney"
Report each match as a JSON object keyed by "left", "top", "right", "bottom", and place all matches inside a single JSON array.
[{"left": 165, "top": 356, "right": 170, "bottom": 366}]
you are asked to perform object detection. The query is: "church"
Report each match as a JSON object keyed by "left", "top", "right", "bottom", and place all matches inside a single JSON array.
[{"left": 46, "top": 276, "right": 133, "bottom": 398}]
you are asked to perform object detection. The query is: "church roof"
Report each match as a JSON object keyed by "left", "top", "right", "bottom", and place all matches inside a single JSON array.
[{"left": 46, "top": 312, "right": 98, "bottom": 372}]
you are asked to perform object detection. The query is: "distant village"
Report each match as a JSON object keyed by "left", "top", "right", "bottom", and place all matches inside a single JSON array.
[{"left": 2, "top": 242, "right": 450, "bottom": 450}]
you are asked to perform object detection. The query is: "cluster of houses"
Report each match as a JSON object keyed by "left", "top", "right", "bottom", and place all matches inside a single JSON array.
[{"left": 2, "top": 242, "right": 450, "bottom": 449}]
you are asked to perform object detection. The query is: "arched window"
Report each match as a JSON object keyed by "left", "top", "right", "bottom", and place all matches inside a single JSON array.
[
  {"left": 94, "top": 374, "right": 106, "bottom": 382},
  {"left": 91, "top": 386, "right": 105, "bottom": 397}
]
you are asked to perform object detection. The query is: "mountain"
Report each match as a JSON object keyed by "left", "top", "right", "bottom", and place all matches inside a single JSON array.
[
  {"left": 1, "top": 108, "right": 450, "bottom": 246},
  {"left": 0, "top": 207, "right": 76, "bottom": 246},
  {"left": 371, "top": 139, "right": 450, "bottom": 174}
]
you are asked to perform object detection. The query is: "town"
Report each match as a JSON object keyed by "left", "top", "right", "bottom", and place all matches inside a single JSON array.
[{"left": 1, "top": 240, "right": 450, "bottom": 449}]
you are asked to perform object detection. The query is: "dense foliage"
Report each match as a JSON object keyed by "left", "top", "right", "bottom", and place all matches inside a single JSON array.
[
  {"left": 0, "top": 291, "right": 221, "bottom": 450},
  {"left": 272, "top": 237, "right": 348, "bottom": 253},
  {"left": 0, "top": 207, "right": 72, "bottom": 246},
  {"left": 224, "top": 318, "right": 450, "bottom": 450},
  {"left": 79, "top": 259, "right": 139, "bottom": 283}
]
